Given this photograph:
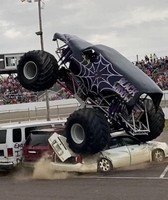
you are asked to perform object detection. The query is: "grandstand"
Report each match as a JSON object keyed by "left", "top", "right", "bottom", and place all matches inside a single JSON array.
[
  {"left": 134, "top": 54, "right": 168, "bottom": 90},
  {"left": 0, "top": 53, "right": 24, "bottom": 74},
  {"left": 0, "top": 52, "right": 167, "bottom": 105}
]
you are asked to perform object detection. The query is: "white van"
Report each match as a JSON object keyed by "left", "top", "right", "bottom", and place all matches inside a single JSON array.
[{"left": 0, "top": 119, "right": 65, "bottom": 170}]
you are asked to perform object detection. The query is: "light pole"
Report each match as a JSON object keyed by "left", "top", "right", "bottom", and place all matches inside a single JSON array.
[
  {"left": 21, "top": 0, "right": 50, "bottom": 121},
  {"left": 35, "top": 0, "right": 44, "bottom": 51}
]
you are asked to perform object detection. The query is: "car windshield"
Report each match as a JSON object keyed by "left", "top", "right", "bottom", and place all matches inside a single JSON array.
[
  {"left": 25, "top": 132, "right": 51, "bottom": 146},
  {"left": 108, "top": 138, "right": 122, "bottom": 149},
  {"left": 121, "top": 136, "right": 140, "bottom": 146}
]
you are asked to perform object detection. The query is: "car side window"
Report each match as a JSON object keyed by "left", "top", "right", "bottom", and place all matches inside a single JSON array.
[
  {"left": 25, "top": 125, "right": 54, "bottom": 140},
  {"left": 108, "top": 138, "right": 123, "bottom": 149},
  {"left": 121, "top": 137, "right": 139, "bottom": 146}
]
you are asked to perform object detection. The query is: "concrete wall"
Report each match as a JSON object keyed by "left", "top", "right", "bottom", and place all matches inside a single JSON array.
[{"left": 0, "top": 97, "right": 167, "bottom": 124}]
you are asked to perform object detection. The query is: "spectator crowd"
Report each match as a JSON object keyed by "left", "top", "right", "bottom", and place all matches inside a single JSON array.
[
  {"left": 0, "top": 74, "right": 72, "bottom": 105},
  {"left": 134, "top": 54, "right": 168, "bottom": 90},
  {"left": 0, "top": 53, "right": 167, "bottom": 105},
  {"left": 0, "top": 75, "right": 37, "bottom": 105}
]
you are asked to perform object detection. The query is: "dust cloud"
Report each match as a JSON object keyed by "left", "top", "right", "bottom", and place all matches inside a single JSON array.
[
  {"left": 11, "top": 166, "right": 33, "bottom": 181},
  {"left": 32, "top": 157, "right": 76, "bottom": 180},
  {"left": 10, "top": 157, "right": 152, "bottom": 181},
  {"left": 11, "top": 156, "right": 77, "bottom": 181}
]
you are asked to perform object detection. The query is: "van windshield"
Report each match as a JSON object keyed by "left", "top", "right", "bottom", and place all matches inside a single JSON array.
[{"left": 25, "top": 132, "right": 51, "bottom": 146}]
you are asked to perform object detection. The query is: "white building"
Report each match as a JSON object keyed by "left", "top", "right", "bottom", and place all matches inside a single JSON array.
[{"left": 0, "top": 53, "right": 24, "bottom": 74}]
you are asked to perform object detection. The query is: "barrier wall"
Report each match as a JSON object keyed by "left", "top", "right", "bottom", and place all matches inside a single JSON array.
[
  {"left": 163, "top": 90, "right": 168, "bottom": 100},
  {"left": 0, "top": 94, "right": 167, "bottom": 123}
]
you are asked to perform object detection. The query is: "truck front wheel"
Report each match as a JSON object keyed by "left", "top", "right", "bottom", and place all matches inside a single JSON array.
[{"left": 65, "top": 108, "right": 111, "bottom": 154}]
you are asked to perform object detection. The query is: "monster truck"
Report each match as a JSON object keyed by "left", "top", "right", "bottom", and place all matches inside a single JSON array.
[{"left": 17, "top": 33, "right": 165, "bottom": 154}]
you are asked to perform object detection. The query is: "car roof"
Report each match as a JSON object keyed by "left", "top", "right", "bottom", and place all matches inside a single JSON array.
[
  {"left": 0, "top": 119, "right": 66, "bottom": 130},
  {"left": 31, "top": 128, "right": 56, "bottom": 133},
  {"left": 31, "top": 127, "right": 64, "bottom": 133}
]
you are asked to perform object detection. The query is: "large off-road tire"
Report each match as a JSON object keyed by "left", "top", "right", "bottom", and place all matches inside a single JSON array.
[
  {"left": 137, "top": 99, "right": 165, "bottom": 142},
  {"left": 65, "top": 108, "right": 111, "bottom": 154},
  {"left": 17, "top": 50, "right": 59, "bottom": 92}
]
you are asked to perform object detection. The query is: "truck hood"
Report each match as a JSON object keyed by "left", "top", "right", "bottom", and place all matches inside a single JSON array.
[{"left": 53, "top": 33, "right": 163, "bottom": 109}]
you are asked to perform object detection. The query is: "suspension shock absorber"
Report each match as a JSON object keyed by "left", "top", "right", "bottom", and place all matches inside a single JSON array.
[{"left": 109, "top": 97, "right": 123, "bottom": 117}]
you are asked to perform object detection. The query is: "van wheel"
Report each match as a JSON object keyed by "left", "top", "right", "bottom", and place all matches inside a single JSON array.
[{"left": 17, "top": 50, "right": 58, "bottom": 91}]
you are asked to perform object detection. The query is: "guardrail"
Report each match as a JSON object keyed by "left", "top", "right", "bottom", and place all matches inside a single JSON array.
[
  {"left": 161, "top": 90, "right": 168, "bottom": 107},
  {"left": 0, "top": 93, "right": 167, "bottom": 124},
  {"left": 0, "top": 99, "right": 80, "bottom": 124}
]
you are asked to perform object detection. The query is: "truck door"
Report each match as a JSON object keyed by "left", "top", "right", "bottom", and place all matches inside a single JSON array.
[
  {"left": 121, "top": 136, "right": 150, "bottom": 165},
  {"left": 12, "top": 128, "right": 24, "bottom": 164}
]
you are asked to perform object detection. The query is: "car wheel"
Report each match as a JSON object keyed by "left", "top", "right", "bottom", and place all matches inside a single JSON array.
[
  {"left": 97, "top": 158, "right": 112, "bottom": 173},
  {"left": 152, "top": 149, "right": 165, "bottom": 162},
  {"left": 17, "top": 50, "right": 58, "bottom": 91},
  {"left": 65, "top": 108, "right": 111, "bottom": 154}
]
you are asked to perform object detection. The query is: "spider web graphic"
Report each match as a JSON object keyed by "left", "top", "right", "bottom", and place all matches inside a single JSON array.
[{"left": 72, "top": 54, "right": 123, "bottom": 95}]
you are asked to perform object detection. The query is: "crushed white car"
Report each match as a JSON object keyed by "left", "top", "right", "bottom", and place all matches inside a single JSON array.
[
  {"left": 48, "top": 132, "right": 168, "bottom": 173},
  {"left": 48, "top": 133, "right": 98, "bottom": 173}
]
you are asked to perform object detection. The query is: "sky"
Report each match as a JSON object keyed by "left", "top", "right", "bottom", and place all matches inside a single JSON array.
[{"left": 0, "top": 0, "right": 168, "bottom": 62}]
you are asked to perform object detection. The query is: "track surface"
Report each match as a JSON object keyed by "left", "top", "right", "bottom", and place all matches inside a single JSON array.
[
  {"left": 0, "top": 130, "right": 167, "bottom": 200},
  {"left": 0, "top": 161, "right": 168, "bottom": 200}
]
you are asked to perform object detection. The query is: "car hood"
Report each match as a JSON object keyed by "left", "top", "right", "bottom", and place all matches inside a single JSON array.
[{"left": 147, "top": 141, "right": 168, "bottom": 149}]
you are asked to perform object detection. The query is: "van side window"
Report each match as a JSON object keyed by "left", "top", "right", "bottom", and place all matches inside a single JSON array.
[
  {"left": 13, "top": 129, "right": 22, "bottom": 142},
  {"left": 0, "top": 130, "right": 6, "bottom": 144}
]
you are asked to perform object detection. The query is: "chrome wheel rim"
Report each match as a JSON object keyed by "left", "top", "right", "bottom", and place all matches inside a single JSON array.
[
  {"left": 23, "top": 61, "right": 38, "bottom": 80},
  {"left": 153, "top": 150, "right": 164, "bottom": 162},
  {"left": 71, "top": 123, "right": 85, "bottom": 144},
  {"left": 99, "top": 158, "right": 111, "bottom": 172}
]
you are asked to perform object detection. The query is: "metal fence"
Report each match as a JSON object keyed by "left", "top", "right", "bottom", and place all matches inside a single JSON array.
[
  {"left": 0, "top": 91, "right": 167, "bottom": 124},
  {"left": 0, "top": 100, "right": 80, "bottom": 124}
]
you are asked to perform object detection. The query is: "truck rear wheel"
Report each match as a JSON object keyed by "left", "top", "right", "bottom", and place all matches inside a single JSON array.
[
  {"left": 65, "top": 108, "right": 111, "bottom": 154},
  {"left": 137, "top": 99, "right": 165, "bottom": 142},
  {"left": 17, "top": 50, "right": 58, "bottom": 91}
]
